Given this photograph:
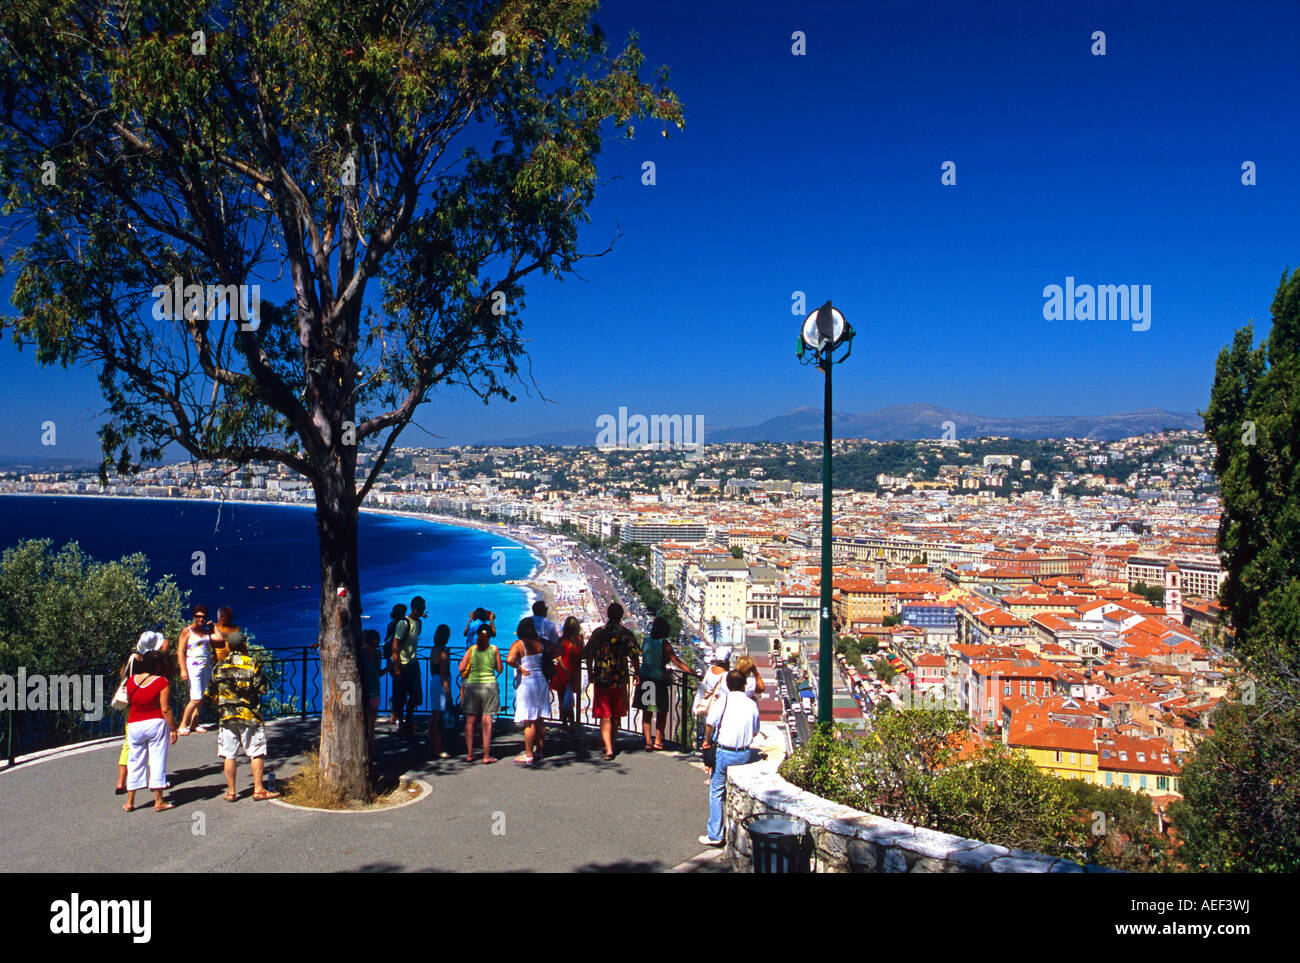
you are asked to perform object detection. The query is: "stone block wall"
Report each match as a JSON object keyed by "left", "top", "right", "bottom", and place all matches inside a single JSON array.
[{"left": 724, "top": 751, "right": 1115, "bottom": 873}]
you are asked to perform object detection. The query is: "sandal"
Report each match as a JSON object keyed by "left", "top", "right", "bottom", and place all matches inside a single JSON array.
[
  {"left": 603, "top": 751, "right": 616, "bottom": 761},
  {"left": 482, "top": 756, "right": 498, "bottom": 764},
  {"left": 514, "top": 754, "right": 533, "bottom": 766},
  {"left": 153, "top": 802, "right": 175, "bottom": 812},
  {"left": 253, "top": 790, "right": 280, "bottom": 801},
  {"left": 222, "top": 792, "right": 238, "bottom": 802},
  {"left": 122, "top": 803, "right": 135, "bottom": 813}
]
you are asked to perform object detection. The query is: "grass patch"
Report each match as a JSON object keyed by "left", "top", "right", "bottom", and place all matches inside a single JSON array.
[{"left": 279, "top": 750, "right": 423, "bottom": 811}]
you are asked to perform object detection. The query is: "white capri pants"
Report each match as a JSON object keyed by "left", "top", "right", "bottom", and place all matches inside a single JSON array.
[{"left": 126, "top": 718, "right": 169, "bottom": 791}]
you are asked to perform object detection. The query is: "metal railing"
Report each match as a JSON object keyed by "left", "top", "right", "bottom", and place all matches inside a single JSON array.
[
  {"left": 4, "top": 659, "right": 124, "bottom": 766},
  {"left": 258, "top": 644, "right": 704, "bottom": 749},
  {"left": 3, "top": 643, "right": 706, "bottom": 766}
]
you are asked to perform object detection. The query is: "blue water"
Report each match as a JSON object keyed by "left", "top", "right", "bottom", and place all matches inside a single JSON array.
[{"left": 0, "top": 495, "right": 537, "bottom": 650}]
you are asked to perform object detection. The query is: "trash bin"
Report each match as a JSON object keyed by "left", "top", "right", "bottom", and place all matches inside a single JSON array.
[{"left": 744, "top": 814, "right": 812, "bottom": 873}]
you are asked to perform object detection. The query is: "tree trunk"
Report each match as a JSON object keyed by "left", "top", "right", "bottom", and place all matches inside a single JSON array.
[{"left": 313, "top": 462, "right": 370, "bottom": 801}]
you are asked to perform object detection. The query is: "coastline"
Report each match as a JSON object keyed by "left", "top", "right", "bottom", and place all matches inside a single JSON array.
[
  {"left": 360, "top": 506, "right": 556, "bottom": 614},
  {"left": 1, "top": 490, "right": 554, "bottom": 618}
]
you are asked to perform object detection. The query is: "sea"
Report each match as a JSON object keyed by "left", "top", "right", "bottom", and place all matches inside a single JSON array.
[{"left": 0, "top": 494, "right": 538, "bottom": 650}]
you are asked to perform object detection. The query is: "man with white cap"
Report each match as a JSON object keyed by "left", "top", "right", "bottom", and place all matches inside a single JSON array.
[{"left": 114, "top": 630, "right": 170, "bottom": 794}]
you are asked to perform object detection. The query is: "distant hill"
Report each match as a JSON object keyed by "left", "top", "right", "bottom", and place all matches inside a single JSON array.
[
  {"left": 0, "top": 455, "right": 101, "bottom": 472},
  {"left": 706, "top": 404, "right": 1203, "bottom": 443},
  {"left": 480, "top": 427, "right": 610, "bottom": 447},
  {"left": 481, "top": 404, "right": 1203, "bottom": 446}
]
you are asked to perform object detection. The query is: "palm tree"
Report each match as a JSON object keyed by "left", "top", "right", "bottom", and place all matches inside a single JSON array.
[{"left": 708, "top": 617, "right": 722, "bottom": 645}]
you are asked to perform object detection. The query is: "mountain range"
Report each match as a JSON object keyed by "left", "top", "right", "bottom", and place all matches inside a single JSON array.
[{"left": 484, "top": 404, "right": 1203, "bottom": 446}]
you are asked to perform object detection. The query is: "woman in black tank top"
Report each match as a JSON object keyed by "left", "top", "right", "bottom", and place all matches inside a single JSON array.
[{"left": 427, "top": 624, "right": 452, "bottom": 758}]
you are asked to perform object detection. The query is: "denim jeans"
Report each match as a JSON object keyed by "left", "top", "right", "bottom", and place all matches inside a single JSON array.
[{"left": 706, "top": 748, "right": 750, "bottom": 842}]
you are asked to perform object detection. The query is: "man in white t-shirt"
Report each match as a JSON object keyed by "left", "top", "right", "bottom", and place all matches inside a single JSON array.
[{"left": 699, "top": 669, "right": 760, "bottom": 847}]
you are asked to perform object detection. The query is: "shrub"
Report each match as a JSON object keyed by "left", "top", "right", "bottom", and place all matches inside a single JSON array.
[
  {"left": 0, "top": 539, "right": 185, "bottom": 752},
  {"left": 779, "top": 707, "right": 1168, "bottom": 870},
  {"left": 1059, "top": 778, "right": 1171, "bottom": 872},
  {"left": 778, "top": 722, "right": 866, "bottom": 810},
  {"left": 1170, "top": 688, "right": 1300, "bottom": 872}
]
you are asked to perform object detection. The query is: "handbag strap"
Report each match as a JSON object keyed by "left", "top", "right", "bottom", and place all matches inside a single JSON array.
[{"left": 716, "top": 689, "right": 731, "bottom": 732}]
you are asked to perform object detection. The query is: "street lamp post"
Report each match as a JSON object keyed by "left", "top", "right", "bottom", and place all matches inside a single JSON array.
[{"left": 797, "top": 301, "right": 855, "bottom": 727}]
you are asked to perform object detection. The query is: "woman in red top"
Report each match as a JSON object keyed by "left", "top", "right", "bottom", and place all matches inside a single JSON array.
[
  {"left": 123, "top": 649, "right": 178, "bottom": 812},
  {"left": 552, "top": 616, "right": 585, "bottom": 734}
]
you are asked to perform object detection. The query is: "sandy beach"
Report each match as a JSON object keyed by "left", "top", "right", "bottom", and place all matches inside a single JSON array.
[{"left": 360, "top": 506, "right": 558, "bottom": 613}]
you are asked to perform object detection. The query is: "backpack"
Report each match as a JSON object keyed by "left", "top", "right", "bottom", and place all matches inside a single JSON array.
[
  {"left": 385, "top": 617, "right": 414, "bottom": 663},
  {"left": 588, "top": 628, "right": 620, "bottom": 687}
]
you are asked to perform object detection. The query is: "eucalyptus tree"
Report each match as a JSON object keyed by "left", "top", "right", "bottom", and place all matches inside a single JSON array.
[{"left": 0, "top": 0, "right": 681, "bottom": 799}]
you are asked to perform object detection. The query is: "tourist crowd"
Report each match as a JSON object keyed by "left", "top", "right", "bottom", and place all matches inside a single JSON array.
[
  {"left": 113, "top": 603, "right": 273, "bottom": 812},
  {"left": 112, "top": 595, "right": 768, "bottom": 851},
  {"left": 373, "top": 598, "right": 703, "bottom": 766}
]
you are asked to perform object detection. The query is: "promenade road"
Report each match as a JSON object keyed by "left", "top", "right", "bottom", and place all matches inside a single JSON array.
[{"left": 0, "top": 718, "right": 730, "bottom": 873}]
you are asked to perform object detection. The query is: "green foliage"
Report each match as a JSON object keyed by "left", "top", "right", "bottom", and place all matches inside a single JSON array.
[
  {"left": 0, "top": 539, "right": 186, "bottom": 750},
  {"left": 0, "top": 0, "right": 685, "bottom": 482},
  {"left": 0, "top": 539, "right": 186, "bottom": 675},
  {"left": 872, "top": 657, "right": 897, "bottom": 684},
  {"left": 923, "top": 744, "right": 1075, "bottom": 854},
  {"left": 882, "top": 614, "right": 901, "bottom": 627},
  {"left": 1170, "top": 688, "right": 1300, "bottom": 872},
  {"left": 835, "top": 635, "right": 862, "bottom": 668},
  {"left": 1059, "top": 779, "right": 1170, "bottom": 872},
  {"left": 779, "top": 708, "right": 1166, "bottom": 870},
  {"left": 729, "top": 545, "right": 744, "bottom": 559},
  {"left": 777, "top": 722, "right": 861, "bottom": 806},
  {"left": 1131, "top": 580, "right": 1165, "bottom": 606},
  {"left": 1203, "top": 268, "right": 1300, "bottom": 672},
  {"left": 1183, "top": 266, "right": 1300, "bottom": 871}
]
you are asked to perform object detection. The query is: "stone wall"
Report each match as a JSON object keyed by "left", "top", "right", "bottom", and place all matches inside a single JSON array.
[{"left": 724, "top": 750, "right": 1113, "bottom": 873}]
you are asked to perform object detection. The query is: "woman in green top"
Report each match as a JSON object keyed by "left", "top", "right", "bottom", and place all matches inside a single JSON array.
[
  {"left": 458, "top": 624, "right": 502, "bottom": 764},
  {"left": 635, "top": 616, "right": 697, "bottom": 751}
]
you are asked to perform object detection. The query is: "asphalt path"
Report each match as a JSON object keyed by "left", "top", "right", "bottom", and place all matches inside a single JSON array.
[{"left": 0, "top": 717, "right": 722, "bottom": 873}]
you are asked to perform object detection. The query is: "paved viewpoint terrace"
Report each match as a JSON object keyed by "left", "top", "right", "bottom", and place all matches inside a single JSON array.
[{"left": 0, "top": 718, "right": 728, "bottom": 873}]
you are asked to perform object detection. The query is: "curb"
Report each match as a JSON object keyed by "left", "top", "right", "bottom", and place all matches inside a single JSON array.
[
  {"left": 268, "top": 775, "right": 432, "bottom": 814},
  {"left": 666, "top": 848, "right": 728, "bottom": 873}
]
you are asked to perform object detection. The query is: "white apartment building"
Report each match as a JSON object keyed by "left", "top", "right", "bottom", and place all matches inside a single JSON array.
[
  {"left": 682, "top": 558, "right": 749, "bottom": 635},
  {"left": 1126, "top": 554, "right": 1225, "bottom": 601}
]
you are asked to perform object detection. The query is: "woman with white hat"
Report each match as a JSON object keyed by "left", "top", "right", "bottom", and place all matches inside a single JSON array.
[
  {"left": 692, "top": 646, "right": 731, "bottom": 775},
  {"left": 113, "top": 630, "right": 169, "bottom": 794}
]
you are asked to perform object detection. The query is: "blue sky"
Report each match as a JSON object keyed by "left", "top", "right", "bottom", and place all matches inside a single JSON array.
[{"left": 2, "top": 0, "right": 1298, "bottom": 458}]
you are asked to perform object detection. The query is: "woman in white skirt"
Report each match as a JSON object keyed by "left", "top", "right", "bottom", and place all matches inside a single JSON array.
[
  {"left": 177, "top": 605, "right": 214, "bottom": 735},
  {"left": 123, "top": 649, "right": 178, "bottom": 812},
  {"left": 507, "top": 618, "right": 550, "bottom": 767}
]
